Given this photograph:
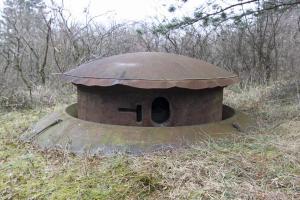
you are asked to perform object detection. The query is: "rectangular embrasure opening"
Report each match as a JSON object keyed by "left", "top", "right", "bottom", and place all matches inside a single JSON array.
[
  {"left": 118, "top": 105, "right": 142, "bottom": 122},
  {"left": 136, "top": 105, "right": 142, "bottom": 122}
]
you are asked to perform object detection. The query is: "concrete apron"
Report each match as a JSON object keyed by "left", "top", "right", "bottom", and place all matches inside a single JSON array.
[{"left": 21, "top": 104, "right": 254, "bottom": 155}]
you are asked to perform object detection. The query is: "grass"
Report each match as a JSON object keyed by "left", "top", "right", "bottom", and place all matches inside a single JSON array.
[{"left": 0, "top": 82, "right": 299, "bottom": 199}]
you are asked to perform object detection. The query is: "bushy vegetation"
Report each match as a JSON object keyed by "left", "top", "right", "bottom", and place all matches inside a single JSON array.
[{"left": 0, "top": 0, "right": 299, "bottom": 108}]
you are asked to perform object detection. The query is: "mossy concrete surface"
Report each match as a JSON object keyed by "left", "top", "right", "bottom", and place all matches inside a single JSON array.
[{"left": 20, "top": 104, "right": 254, "bottom": 155}]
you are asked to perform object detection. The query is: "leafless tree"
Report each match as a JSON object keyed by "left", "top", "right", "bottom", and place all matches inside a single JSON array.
[{"left": 0, "top": 0, "right": 299, "bottom": 107}]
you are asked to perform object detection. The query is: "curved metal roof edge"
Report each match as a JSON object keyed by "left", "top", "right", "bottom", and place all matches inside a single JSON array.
[
  {"left": 62, "top": 52, "right": 240, "bottom": 89},
  {"left": 62, "top": 73, "right": 238, "bottom": 81},
  {"left": 62, "top": 74, "right": 239, "bottom": 89}
]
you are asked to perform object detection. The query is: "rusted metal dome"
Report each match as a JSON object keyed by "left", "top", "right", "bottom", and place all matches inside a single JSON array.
[
  {"left": 22, "top": 52, "right": 255, "bottom": 155},
  {"left": 63, "top": 52, "right": 239, "bottom": 89}
]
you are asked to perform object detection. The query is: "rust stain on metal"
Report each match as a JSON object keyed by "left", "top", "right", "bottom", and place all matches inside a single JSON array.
[
  {"left": 22, "top": 52, "right": 252, "bottom": 155},
  {"left": 77, "top": 85, "right": 224, "bottom": 126},
  {"left": 62, "top": 52, "right": 239, "bottom": 89},
  {"left": 61, "top": 52, "right": 240, "bottom": 127}
]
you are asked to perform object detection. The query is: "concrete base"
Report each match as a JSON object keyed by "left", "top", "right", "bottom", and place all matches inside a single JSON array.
[{"left": 21, "top": 104, "right": 255, "bottom": 155}]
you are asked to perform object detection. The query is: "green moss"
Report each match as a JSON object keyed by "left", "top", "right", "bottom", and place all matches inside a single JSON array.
[
  {"left": 0, "top": 84, "right": 299, "bottom": 200},
  {"left": 0, "top": 148, "right": 160, "bottom": 199},
  {"left": 0, "top": 108, "right": 164, "bottom": 199},
  {"left": 0, "top": 139, "right": 163, "bottom": 199}
]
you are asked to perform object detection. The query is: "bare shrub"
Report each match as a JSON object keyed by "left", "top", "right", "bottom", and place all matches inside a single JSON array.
[{"left": 0, "top": 0, "right": 299, "bottom": 109}]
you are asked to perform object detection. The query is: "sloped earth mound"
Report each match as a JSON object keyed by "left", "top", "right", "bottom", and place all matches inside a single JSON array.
[{"left": 0, "top": 83, "right": 299, "bottom": 199}]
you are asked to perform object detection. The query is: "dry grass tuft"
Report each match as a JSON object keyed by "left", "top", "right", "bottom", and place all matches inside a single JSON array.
[
  {"left": 0, "top": 84, "right": 76, "bottom": 110},
  {"left": 0, "top": 81, "right": 299, "bottom": 199}
]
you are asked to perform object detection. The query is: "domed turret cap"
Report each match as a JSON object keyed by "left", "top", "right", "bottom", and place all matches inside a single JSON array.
[{"left": 63, "top": 52, "right": 239, "bottom": 89}]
